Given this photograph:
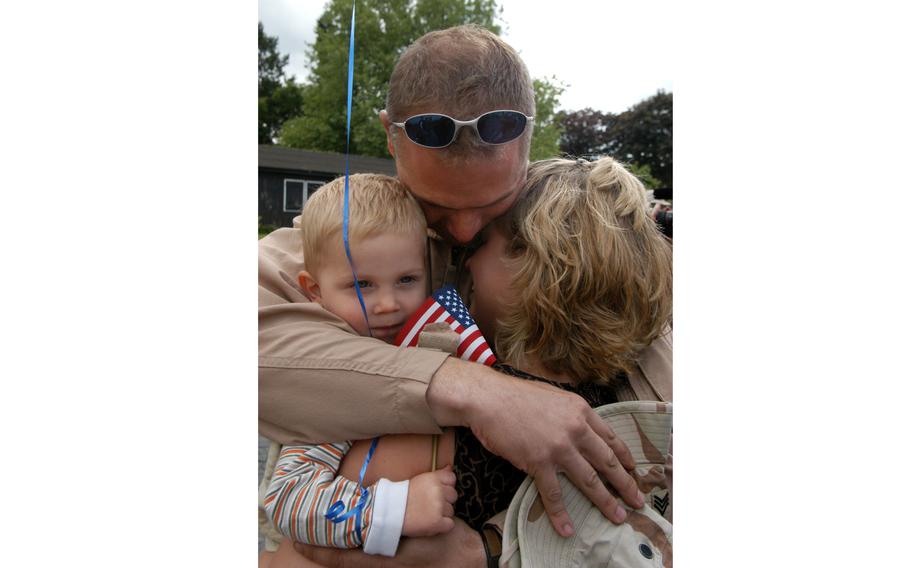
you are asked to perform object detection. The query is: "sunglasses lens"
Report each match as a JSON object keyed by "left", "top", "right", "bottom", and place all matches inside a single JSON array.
[
  {"left": 477, "top": 111, "right": 527, "bottom": 144},
  {"left": 404, "top": 115, "right": 456, "bottom": 148}
]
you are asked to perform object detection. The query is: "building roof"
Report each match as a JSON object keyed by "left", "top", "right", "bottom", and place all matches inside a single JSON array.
[{"left": 258, "top": 145, "right": 397, "bottom": 177}]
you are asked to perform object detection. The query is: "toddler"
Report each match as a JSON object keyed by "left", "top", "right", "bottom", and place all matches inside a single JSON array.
[{"left": 262, "top": 174, "right": 457, "bottom": 557}]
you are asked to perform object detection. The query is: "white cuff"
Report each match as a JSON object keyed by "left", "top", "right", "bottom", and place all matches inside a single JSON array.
[{"left": 362, "top": 478, "right": 409, "bottom": 556}]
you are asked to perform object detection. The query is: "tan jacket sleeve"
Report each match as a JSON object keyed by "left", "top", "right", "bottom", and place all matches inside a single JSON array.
[
  {"left": 259, "top": 224, "right": 449, "bottom": 445},
  {"left": 616, "top": 328, "right": 673, "bottom": 522},
  {"left": 631, "top": 327, "right": 673, "bottom": 402}
]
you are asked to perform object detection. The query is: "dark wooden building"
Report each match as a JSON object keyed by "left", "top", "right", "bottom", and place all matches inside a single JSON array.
[{"left": 258, "top": 145, "right": 398, "bottom": 228}]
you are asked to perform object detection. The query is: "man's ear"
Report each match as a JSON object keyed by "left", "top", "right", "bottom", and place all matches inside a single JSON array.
[
  {"left": 298, "top": 270, "right": 321, "bottom": 302},
  {"left": 379, "top": 109, "right": 395, "bottom": 158}
]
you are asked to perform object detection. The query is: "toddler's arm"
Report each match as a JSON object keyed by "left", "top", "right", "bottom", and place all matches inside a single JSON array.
[{"left": 264, "top": 442, "right": 409, "bottom": 556}]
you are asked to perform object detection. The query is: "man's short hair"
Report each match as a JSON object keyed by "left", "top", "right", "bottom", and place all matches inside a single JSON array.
[
  {"left": 300, "top": 174, "right": 426, "bottom": 273},
  {"left": 493, "top": 157, "right": 673, "bottom": 383},
  {"left": 386, "top": 24, "right": 535, "bottom": 160}
]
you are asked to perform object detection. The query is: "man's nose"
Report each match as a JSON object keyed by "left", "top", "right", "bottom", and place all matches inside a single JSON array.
[{"left": 446, "top": 213, "right": 485, "bottom": 245}]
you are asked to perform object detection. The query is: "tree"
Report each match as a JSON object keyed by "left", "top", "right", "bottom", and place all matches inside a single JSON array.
[
  {"left": 411, "top": 0, "right": 501, "bottom": 35},
  {"left": 557, "top": 107, "right": 612, "bottom": 158},
  {"left": 601, "top": 91, "right": 672, "bottom": 187},
  {"left": 259, "top": 21, "right": 286, "bottom": 96},
  {"left": 259, "top": 22, "right": 305, "bottom": 144},
  {"left": 557, "top": 91, "right": 673, "bottom": 187},
  {"left": 278, "top": 0, "right": 414, "bottom": 156},
  {"left": 529, "top": 78, "right": 564, "bottom": 161},
  {"left": 278, "top": 0, "right": 556, "bottom": 159},
  {"left": 626, "top": 163, "right": 661, "bottom": 190}
]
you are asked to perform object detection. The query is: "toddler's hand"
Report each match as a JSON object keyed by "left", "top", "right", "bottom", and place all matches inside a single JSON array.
[{"left": 401, "top": 465, "right": 458, "bottom": 537}]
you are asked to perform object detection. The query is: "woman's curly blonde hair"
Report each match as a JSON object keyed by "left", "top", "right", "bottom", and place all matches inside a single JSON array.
[{"left": 492, "top": 157, "right": 672, "bottom": 383}]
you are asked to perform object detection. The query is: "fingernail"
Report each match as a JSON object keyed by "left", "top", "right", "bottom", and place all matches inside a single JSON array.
[
  {"left": 562, "top": 523, "right": 575, "bottom": 536},
  {"left": 614, "top": 506, "right": 627, "bottom": 522},
  {"left": 637, "top": 490, "right": 645, "bottom": 506}
]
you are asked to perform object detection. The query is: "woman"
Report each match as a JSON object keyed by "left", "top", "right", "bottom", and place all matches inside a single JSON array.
[{"left": 264, "top": 156, "right": 672, "bottom": 567}]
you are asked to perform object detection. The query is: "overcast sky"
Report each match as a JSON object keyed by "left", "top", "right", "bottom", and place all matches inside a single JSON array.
[{"left": 258, "top": 0, "right": 672, "bottom": 114}]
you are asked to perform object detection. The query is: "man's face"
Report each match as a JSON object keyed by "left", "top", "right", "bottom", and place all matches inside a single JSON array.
[{"left": 381, "top": 111, "right": 527, "bottom": 245}]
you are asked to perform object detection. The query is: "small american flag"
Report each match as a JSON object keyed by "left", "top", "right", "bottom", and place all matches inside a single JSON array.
[{"left": 394, "top": 285, "right": 496, "bottom": 366}]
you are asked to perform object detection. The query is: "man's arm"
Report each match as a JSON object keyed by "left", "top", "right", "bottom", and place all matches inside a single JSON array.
[
  {"left": 259, "top": 228, "right": 450, "bottom": 444},
  {"left": 426, "top": 357, "right": 643, "bottom": 533},
  {"left": 289, "top": 518, "right": 486, "bottom": 568},
  {"left": 260, "top": 228, "right": 644, "bottom": 533},
  {"left": 259, "top": 298, "right": 450, "bottom": 443}
]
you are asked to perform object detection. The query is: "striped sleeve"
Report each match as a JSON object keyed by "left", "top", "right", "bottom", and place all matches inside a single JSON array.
[{"left": 264, "top": 441, "right": 379, "bottom": 549}]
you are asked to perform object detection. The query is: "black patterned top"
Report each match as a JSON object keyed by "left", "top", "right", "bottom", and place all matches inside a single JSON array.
[{"left": 452, "top": 363, "right": 623, "bottom": 530}]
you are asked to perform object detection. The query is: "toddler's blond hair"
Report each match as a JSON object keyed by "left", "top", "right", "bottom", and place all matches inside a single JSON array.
[{"left": 300, "top": 174, "right": 426, "bottom": 273}]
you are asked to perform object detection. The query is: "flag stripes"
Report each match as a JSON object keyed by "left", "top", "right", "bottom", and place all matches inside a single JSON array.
[{"left": 393, "top": 285, "right": 496, "bottom": 366}]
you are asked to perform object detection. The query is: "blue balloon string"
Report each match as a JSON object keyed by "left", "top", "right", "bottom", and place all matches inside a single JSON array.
[
  {"left": 325, "top": 436, "right": 379, "bottom": 543},
  {"left": 325, "top": 3, "right": 379, "bottom": 545},
  {"left": 341, "top": 1, "right": 371, "bottom": 337}
]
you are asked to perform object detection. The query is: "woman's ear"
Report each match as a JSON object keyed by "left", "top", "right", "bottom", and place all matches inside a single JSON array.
[{"left": 298, "top": 271, "right": 321, "bottom": 302}]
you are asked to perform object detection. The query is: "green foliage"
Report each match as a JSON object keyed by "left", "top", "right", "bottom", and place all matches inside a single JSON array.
[
  {"left": 259, "top": 22, "right": 286, "bottom": 96},
  {"left": 557, "top": 91, "right": 672, "bottom": 187},
  {"left": 412, "top": 0, "right": 501, "bottom": 35},
  {"left": 259, "top": 23, "right": 305, "bottom": 144},
  {"left": 556, "top": 107, "right": 612, "bottom": 158},
  {"left": 529, "top": 77, "right": 565, "bottom": 161},
  {"left": 258, "top": 216, "right": 276, "bottom": 239},
  {"left": 603, "top": 91, "right": 672, "bottom": 187},
  {"left": 278, "top": 0, "right": 503, "bottom": 157},
  {"left": 627, "top": 163, "right": 661, "bottom": 190}
]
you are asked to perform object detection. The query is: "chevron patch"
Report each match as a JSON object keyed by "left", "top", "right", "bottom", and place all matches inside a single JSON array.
[{"left": 652, "top": 492, "right": 670, "bottom": 516}]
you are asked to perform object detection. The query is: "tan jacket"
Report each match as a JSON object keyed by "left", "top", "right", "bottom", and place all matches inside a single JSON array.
[{"left": 259, "top": 217, "right": 672, "bottom": 444}]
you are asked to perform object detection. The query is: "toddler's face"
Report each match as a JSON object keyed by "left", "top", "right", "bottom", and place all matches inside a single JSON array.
[
  {"left": 311, "top": 231, "right": 427, "bottom": 343},
  {"left": 465, "top": 225, "right": 518, "bottom": 339}
]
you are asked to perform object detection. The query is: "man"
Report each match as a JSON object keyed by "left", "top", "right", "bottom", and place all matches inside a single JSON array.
[{"left": 259, "top": 25, "right": 671, "bottom": 564}]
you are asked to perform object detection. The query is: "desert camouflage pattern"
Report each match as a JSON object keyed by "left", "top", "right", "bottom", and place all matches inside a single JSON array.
[
  {"left": 603, "top": 401, "right": 673, "bottom": 523},
  {"left": 499, "top": 401, "right": 672, "bottom": 567}
]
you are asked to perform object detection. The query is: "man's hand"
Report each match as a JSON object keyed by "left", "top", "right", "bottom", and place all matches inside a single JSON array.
[
  {"left": 402, "top": 466, "right": 458, "bottom": 537},
  {"left": 290, "top": 518, "right": 485, "bottom": 568},
  {"left": 426, "top": 357, "right": 644, "bottom": 537}
]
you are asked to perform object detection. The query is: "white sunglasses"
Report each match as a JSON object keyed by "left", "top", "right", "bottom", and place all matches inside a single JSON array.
[{"left": 390, "top": 110, "right": 534, "bottom": 148}]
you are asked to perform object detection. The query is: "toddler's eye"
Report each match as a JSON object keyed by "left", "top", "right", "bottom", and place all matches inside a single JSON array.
[
  {"left": 399, "top": 275, "right": 416, "bottom": 284},
  {"left": 355, "top": 280, "right": 372, "bottom": 288}
]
